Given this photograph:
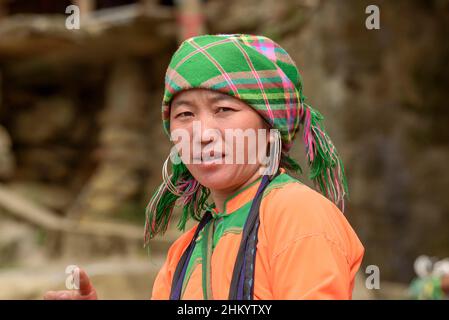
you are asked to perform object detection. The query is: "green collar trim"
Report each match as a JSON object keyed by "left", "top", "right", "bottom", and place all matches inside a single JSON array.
[{"left": 208, "top": 175, "right": 263, "bottom": 218}]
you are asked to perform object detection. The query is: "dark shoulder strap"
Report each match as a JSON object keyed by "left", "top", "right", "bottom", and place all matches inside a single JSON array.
[
  {"left": 228, "top": 171, "right": 280, "bottom": 300},
  {"left": 169, "top": 211, "right": 212, "bottom": 300}
]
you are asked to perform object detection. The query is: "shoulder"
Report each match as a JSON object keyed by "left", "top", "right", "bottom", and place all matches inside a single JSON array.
[
  {"left": 260, "top": 172, "right": 337, "bottom": 232},
  {"left": 259, "top": 172, "right": 364, "bottom": 264},
  {"left": 151, "top": 223, "right": 199, "bottom": 299}
]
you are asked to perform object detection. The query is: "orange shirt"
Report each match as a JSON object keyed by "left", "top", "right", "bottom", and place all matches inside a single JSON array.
[{"left": 151, "top": 168, "right": 364, "bottom": 299}]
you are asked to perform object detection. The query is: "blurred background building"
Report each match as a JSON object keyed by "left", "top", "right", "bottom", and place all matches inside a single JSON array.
[{"left": 0, "top": 0, "right": 448, "bottom": 299}]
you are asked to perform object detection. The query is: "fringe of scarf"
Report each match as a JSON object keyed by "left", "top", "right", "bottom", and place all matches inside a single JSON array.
[
  {"left": 300, "top": 101, "right": 348, "bottom": 211},
  {"left": 143, "top": 161, "right": 210, "bottom": 247}
]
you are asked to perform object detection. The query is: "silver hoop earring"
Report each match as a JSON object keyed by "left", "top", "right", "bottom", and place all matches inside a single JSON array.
[
  {"left": 262, "top": 129, "right": 282, "bottom": 179},
  {"left": 162, "top": 150, "right": 198, "bottom": 197},
  {"left": 162, "top": 153, "right": 182, "bottom": 196}
]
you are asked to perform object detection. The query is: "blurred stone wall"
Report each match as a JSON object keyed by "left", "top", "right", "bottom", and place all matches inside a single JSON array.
[{"left": 0, "top": 7, "right": 177, "bottom": 262}]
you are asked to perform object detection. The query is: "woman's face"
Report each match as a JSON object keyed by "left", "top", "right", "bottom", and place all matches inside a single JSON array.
[{"left": 169, "top": 88, "right": 270, "bottom": 193}]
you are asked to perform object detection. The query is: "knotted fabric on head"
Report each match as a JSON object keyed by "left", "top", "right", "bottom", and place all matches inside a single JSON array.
[{"left": 144, "top": 34, "right": 348, "bottom": 245}]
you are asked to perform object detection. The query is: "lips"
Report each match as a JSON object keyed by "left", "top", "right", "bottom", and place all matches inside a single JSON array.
[
  {"left": 202, "top": 156, "right": 224, "bottom": 164},
  {"left": 193, "top": 152, "right": 225, "bottom": 163}
]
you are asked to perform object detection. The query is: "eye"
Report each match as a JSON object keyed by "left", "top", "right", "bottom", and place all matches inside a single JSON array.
[
  {"left": 175, "top": 111, "right": 194, "bottom": 119},
  {"left": 216, "top": 106, "right": 235, "bottom": 113}
]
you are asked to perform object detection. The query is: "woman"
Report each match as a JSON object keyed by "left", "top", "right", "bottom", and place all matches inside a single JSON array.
[{"left": 44, "top": 34, "right": 364, "bottom": 300}]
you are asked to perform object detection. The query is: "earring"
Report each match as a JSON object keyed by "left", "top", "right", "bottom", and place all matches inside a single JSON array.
[
  {"left": 162, "top": 150, "right": 198, "bottom": 197},
  {"left": 162, "top": 153, "right": 182, "bottom": 196},
  {"left": 262, "top": 129, "right": 282, "bottom": 179}
]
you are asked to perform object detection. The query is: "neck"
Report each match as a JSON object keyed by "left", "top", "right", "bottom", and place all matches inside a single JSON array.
[{"left": 210, "top": 169, "right": 262, "bottom": 213}]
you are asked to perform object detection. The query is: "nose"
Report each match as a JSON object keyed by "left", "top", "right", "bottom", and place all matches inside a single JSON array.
[
  {"left": 198, "top": 114, "right": 220, "bottom": 145},
  {"left": 194, "top": 114, "right": 225, "bottom": 159}
]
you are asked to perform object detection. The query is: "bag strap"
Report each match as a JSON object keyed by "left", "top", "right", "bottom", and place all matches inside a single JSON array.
[{"left": 228, "top": 171, "right": 280, "bottom": 299}]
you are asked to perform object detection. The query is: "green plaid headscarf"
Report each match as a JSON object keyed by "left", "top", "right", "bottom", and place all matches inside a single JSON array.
[{"left": 144, "top": 34, "right": 348, "bottom": 244}]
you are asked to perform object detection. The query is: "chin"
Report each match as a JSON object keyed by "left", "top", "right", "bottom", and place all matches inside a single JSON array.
[{"left": 188, "top": 164, "right": 237, "bottom": 190}]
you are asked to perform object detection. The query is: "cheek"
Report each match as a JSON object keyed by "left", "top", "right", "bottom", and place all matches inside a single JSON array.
[
  {"left": 228, "top": 109, "right": 266, "bottom": 131},
  {"left": 170, "top": 123, "right": 194, "bottom": 159},
  {"left": 223, "top": 114, "right": 267, "bottom": 163}
]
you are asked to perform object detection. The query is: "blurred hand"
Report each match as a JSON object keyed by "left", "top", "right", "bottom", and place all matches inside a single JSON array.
[{"left": 43, "top": 268, "right": 97, "bottom": 300}]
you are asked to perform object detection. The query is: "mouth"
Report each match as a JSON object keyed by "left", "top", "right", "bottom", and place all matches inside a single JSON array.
[{"left": 193, "top": 152, "right": 226, "bottom": 164}]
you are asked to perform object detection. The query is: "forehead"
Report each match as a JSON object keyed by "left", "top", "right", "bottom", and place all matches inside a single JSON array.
[{"left": 171, "top": 89, "right": 238, "bottom": 106}]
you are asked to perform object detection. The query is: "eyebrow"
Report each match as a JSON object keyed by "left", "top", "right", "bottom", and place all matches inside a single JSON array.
[{"left": 171, "top": 94, "right": 235, "bottom": 109}]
